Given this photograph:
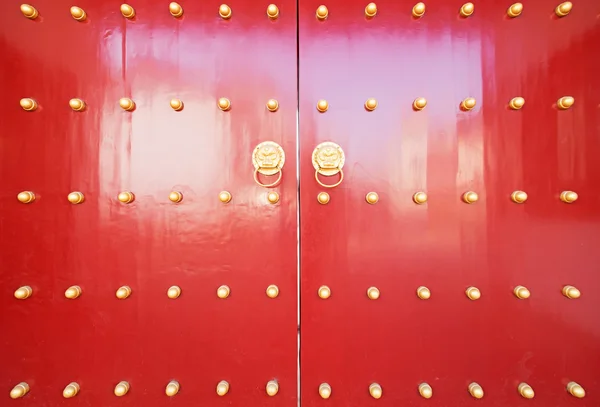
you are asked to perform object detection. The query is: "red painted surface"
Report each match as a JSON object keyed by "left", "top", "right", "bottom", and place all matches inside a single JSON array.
[
  {"left": 0, "top": 0, "right": 298, "bottom": 406},
  {"left": 299, "top": 1, "right": 600, "bottom": 407}
]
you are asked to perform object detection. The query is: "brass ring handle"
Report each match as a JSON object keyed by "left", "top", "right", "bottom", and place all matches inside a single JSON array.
[
  {"left": 254, "top": 168, "right": 283, "bottom": 188},
  {"left": 315, "top": 169, "right": 344, "bottom": 188}
]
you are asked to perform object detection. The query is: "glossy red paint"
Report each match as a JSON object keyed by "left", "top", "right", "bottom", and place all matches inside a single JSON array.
[
  {"left": 0, "top": 0, "right": 297, "bottom": 406},
  {"left": 299, "top": 1, "right": 600, "bottom": 407}
]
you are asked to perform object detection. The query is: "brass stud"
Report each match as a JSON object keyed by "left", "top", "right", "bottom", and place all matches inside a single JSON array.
[
  {"left": 170, "top": 98, "right": 183, "bottom": 111},
  {"left": 266, "top": 284, "right": 279, "bottom": 298},
  {"left": 20, "top": 4, "right": 38, "bottom": 19},
  {"left": 511, "top": 190, "right": 527, "bottom": 203},
  {"left": 70, "top": 6, "right": 86, "bottom": 21},
  {"left": 507, "top": 3, "right": 523, "bottom": 17},
  {"left": 465, "top": 286, "right": 481, "bottom": 300},
  {"left": 460, "top": 2, "right": 474, "bottom": 17},
  {"left": 560, "top": 191, "right": 578, "bottom": 203},
  {"left": 316, "top": 5, "right": 328, "bottom": 20},
  {"left": 14, "top": 286, "right": 33, "bottom": 300},
  {"left": 509, "top": 97, "right": 525, "bottom": 110},
  {"left": 63, "top": 382, "right": 80, "bottom": 398},
  {"left": 65, "top": 285, "right": 82, "bottom": 299},
  {"left": 169, "top": 2, "right": 183, "bottom": 18},
  {"left": 121, "top": 4, "right": 135, "bottom": 19},
  {"left": 119, "top": 98, "right": 135, "bottom": 111},
  {"left": 318, "top": 285, "right": 331, "bottom": 299},
  {"left": 266, "top": 380, "right": 279, "bottom": 396},
  {"left": 117, "top": 191, "right": 135, "bottom": 204},
  {"left": 462, "top": 191, "right": 478, "bottom": 204},
  {"left": 555, "top": 2, "right": 572, "bottom": 17},
  {"left": 9, "top": 382, "right": 30, "bottom": 399},
  {"left": 367, "top": 286, "right": 380, "bottom": 300},
  {"left": 219, "top": 191, "right": 232, "bottom": 203},
  {"left": 219, "top": 4, "right": 232, "bottom": 19},
  {"left": 567, "top": 381, "right": 585, "bottom": 398},
  {"left": 20, "top": 98, "right": 38, "bottom": 111},
  {"left": 267, "top": 191, "right": 280, "bottom": 204},
  {"left": 267, "top": 4, "right": 279, "bottom": 19},
  {"left": 317, "top": 192, "right": 330, "bottom": 204},
  {"left": 169, "top": 191, "right": 183, "bottom": 203},
  {"left": 68, "top": 191, "right": 85, "bottom": 204},
  {"left": 116, "top": 285, "right": 132, "bottom": 299},
  {"left": 217, "top": 285, "right": 230, "bottom": 299},
  {"left": 319, "top": 383, "right": 332, "bottom": 399},
  {"left": 165, "top": 380, "right": 180, "bottom": 397},
  {"left": 513, "top": 285, "right": 530, "bottom": 299},
  {"left": 557, "top": 96, "right": 574, "bottom": 109},
  {"left": 518, "top": 383, "right": 534, "bottom": 399},
  {"left": 468, "top": 382, "right": 484, "bottom": 398},
  {"left": 461, "top": 97, "right": 476, "bottom": 110},
  {"left": 365, "top": 3, "right": 377, "bottom": 17},
  {"left": 365, "top": 192, "right": 379, "bottom": 204},
  {"left": 419, "top": 383, "right": 433, "bottom": 398},
  {"left": 369, "top": 383, "right": 382, "bottom": 399},
  {"left": 416, "top": 286, "right": 431, "bottom": 300},
  {"left": 413, "top": 97, "right": 427, "bottom": 110},
  {"left": 412, "top": 2, "right": 426, "bottom": 17},
  {"left": 266, "top": 99, "right": 279, "bottom": 112},
  {"left": 364, "top": 98, "right": 378, "bottom": 111},
  {"left": 413, "top": 191, "right": 428, "bottom": 204},
  {"left": 69, "top": 98, "right": 86, "bottom": 111},
  {"left": 216, "top": 380, "right": 229, "bottom": 396},
  {"left": 316, "top": 99, "right": 329, "bottom": 112},
  {"left": 17, "top": 191, "right": 36, "bottom": 204},
  {"left": 562, "top": 285, "right": 581, "bottom": 299},
  {"left": 218, "top": 97, "right": 231, "bottom": 111},
  {"left": 114, "top": 381, "right": 130, "bottom": 397},
  {"left": 167, "top": 285, "right": 181, "bottom": 299}
]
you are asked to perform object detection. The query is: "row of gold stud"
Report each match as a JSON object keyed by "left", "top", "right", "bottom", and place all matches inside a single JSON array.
[
  {"left": 18, "top": 97, "right": 577, "bottom": 113},
  {"left": 12, "top": 284, "right": 581, "bottom": 301},
  {"left": 10, "top": 379, "right": 276, "bottom": 399},
  {"left": 317, "top": 285, "right": 582, "bottom": 300},
  {"left": 14, "top": 190, "right": 581, "bottom": 205},
  {"left": 10, "top": 380, "right": 586, "bottom": 400},
  {"left": 19, "top": 2, "right": 574, "bottom": 21},
  {"left": 20, "top": 4, "right": 280, "bottom": 21},
  {"left": 13, "top": 285, "right": 281, "bottom": 300}
]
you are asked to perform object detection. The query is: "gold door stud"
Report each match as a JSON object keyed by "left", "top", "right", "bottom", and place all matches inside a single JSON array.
[
  {"left": 119, "top": 98, "right": 135, "bottom": 111},
  {"left": 417, "top": 286, "right": 431, "bottom": 300},
  {"left": 266, "top": 380, "right": 279, "bottom": 396},
  {"left": 468, "top": 382, "right": 484, "bottom": 398},
  {"left": 511, "top": 190, "right": 527, "bottom": 203},
  {"left": 63, "top": 382, "right": 80, "bottom": 398},
  {"left": 316, "top": 99, "right": 329, "bottom": 112},
  {"left": 65, "top": 285, "right": 82, "bottom": 299},
  {"left": 567, "top": 381, "right": 585, "bottom": 398},
  {"left": 557, "top": 96, "right": 574, "bottom": 109},
  {"left": 555, "top": 2, "right": 572, "bottom": 17},
  {"left": 114, "top": 381, "right": 130, "bottom": 397},
  {"left": 365, "top": 3, "right": 377, "bottom": 18},
  {"left": 10, "top": 382, "right": 29, "bottom": 399},
  {"left": 20, "top": 4, "right": 38, "bottom": 19},
  {"left": 562, "top": 285, "right": 580, "bottom": 299},
  {"left": 166, "top": 380, "right": 180, "bottom": 396},
  {"left": 169, "top": 191, "right": 183, "bottom": 203},
  {"left": 462, "top": 191, "right": 478, "bottom": 204},
  {"left": 412, "top": 2, "right": 426, "bottom": 17},
  {"left": 117, "top": 191, "right": 135, "bottom": 204},
  {"left": 369, "top": 383, "right": 382, "bottom": 399},
  {"left": 365, "top": 192, "right": 379, "bottom": 204},
  {"left": 367, "top": 286, "right": 380, "bottom": 300},
  {"left": 170, "top": 99, "right": 183, "bottom": 111},
  {"left": 218, "top": 97, "right": 231, "bottom": 111},
  {"left": 17, "top": 191, "right": 35, "bottom": 203},
  {"left": 169, "top": 2, "right": 183, "bottom": 17},
  {"left": 318, "top": 285, "right": 331, "bottom": 299},
  {"left": 267, "top": 191, "right": 280, "bottom": 204},
  {"left": 167, "top": 285, "right": 181, "bottom": 299},
  {"left": 267, "top": 4, "right": 279, "bottom": 19},
  {"left": 560, "top": 191, "right": 578, "bottom": 203},
  {"left": 413, "top": 97, "right": 427, "bottom": 110},
  {"left": 217, "top": 285, "right": 230, "bottom": 299},
  {"left": 69, "top": 98, "right": 86, "bottom": 111},
  {"left": 413, "top": 191, "right": 428, "bottom": 204},
  {"left": 121, "top": 4, "right": 135, "bottom": 18},
  {"left": 364, "top": 98, "right": 378, "bottom": 111},
  {"left": 317, "top": 192, "right": 330, "bottom": 204},
  {"left": 68, "top": 192, "right": 85, "bottom": 204},
  {"left": 266, "top": 285, "right": 279, "bottom": 298},
  {"left": 266, "top": 99, "right": 279, "bottom": 112},
  {"left": 509, "top": 97, "right": 525, "bottom": 109},
  {"left": 419, "top": 383, "right": 433, "bottom": 398},
  {"left": 507, "top": 3, "right": 523, "bottom": 17},
  {"left": 70, "top": 7, "right": 86, "bottom": 21},
  {"left": 319, "top": 383, "right": 332, "bottom": 399},
  {"left": 518, "top": 382, "right": 534, "bottom": 399},
  {"left": 14, "top": 286, "right": 33, "bottom": 300},
  {"left": 116, "top": 285, "right": 132, "bottom": 299},
  {"left": 20, "top": 98, "right": 37, "bottom": 111},
  {"left": 219, "top": 4, "right": 232, "bottom": 19},
  {"left": 461, "top": 97, "right": 476, "bottom": 110},
  {"left": 460, "top": 3, "right": 474, "bottom": 17},
  {"left": 466, "top": 286, "right": 481, "bottom": 300},
  {"left": 219, "top": 191, "right": 232, "bottom": 203},
  {"left": 513, "top": 285, "right": 530, "bottom": 299},
  {"left": 216, "top": 380, "right": 229, "bottom": 396},
  {"left": 316, "top": 5, "right": 328, "bottom": 20}
]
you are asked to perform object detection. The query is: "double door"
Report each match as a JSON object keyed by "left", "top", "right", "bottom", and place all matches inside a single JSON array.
[{"left": 1, "top": 0, "right": 599, "bottom": 406}]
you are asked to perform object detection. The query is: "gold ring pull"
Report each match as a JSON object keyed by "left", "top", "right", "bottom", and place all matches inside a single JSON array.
[
  {"left": 252, "top": 141, "right": 285, "bottom": 188},
  {"left": 254, "top": 168, "right": 283, "bottom": 188},
  {"left": 315, "top": 169, "right": 344, "bottom": 188},
  {"left": 312, "top": 141, "right": 345, "bottom": 189}
]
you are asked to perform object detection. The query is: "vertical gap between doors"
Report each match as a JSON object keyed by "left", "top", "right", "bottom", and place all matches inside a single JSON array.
[{"left": 295, "top": 0, "right": 301, "bottom": 405}]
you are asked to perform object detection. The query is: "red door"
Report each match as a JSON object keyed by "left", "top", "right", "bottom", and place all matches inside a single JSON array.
[
  {"left": 299, "top": 0, "right": 600, "bottom": 406},
  {"left": 0, "top": 1, "right": 297, "bottom": 406}
]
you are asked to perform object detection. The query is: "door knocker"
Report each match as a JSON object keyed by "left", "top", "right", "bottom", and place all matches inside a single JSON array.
[
  {"left": 312, "top": 142, "right": 345, "bottom": 188},
  {"left": 252, "top": 141, "right": 285, "bottom": 188}
]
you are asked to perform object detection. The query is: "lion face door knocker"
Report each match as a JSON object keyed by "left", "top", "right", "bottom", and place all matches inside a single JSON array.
[
  {"left": 312, "top": 141, "right": 345, "bottom": 188},
  {"left": 252, "top": 141, "right": 285, "bottom": 188}
]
